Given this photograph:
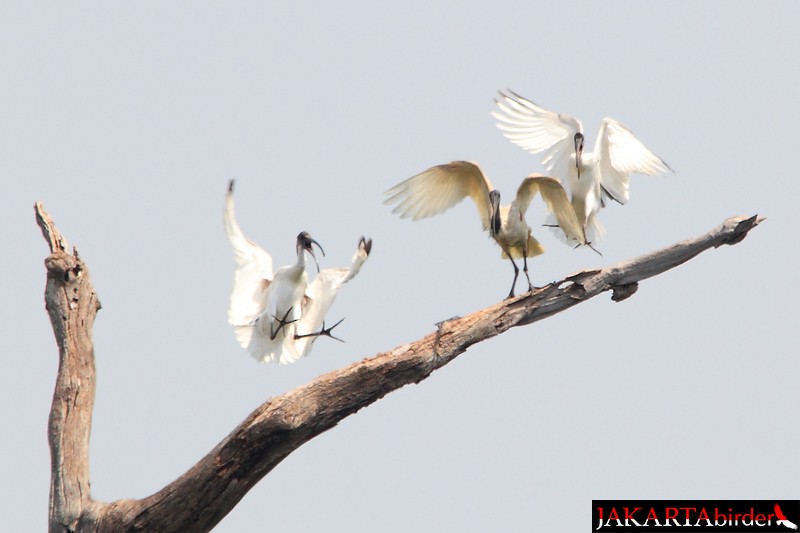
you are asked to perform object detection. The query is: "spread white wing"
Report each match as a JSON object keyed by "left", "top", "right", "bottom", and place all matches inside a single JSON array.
[
  {"left": 384, "top": 161, "right": 494, "bottom": 230},
  {"left": 492, "top": 90, "right": 582, "bottom": 179},
  {"left": 294, "top": 237, "right": 372, "bottom": 358},
  {"left": 596, "top": 118, "right": 673, "bottom": 204},
  {"left": 223, "top": 180, "right": 274, "bottom": 328}
]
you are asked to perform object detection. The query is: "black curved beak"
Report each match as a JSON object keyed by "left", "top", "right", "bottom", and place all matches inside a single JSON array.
[
  {"left": 308, "top": 238, "right": 325, "bottom": 257},
  {"left": 298, "top": 232, "right": 325, "bottom": 273},
  {"left": 306, "top": 238, "right": 324, "bottom": 273},
  {"left": 489, "top": 190, "right": 501, "bottom": 236},
  {"left": 574, "top": 132, "right": 584, "bottom": 180}
]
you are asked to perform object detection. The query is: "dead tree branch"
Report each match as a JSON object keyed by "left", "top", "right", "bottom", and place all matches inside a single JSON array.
[
  {"left": 37, "top": 202, "right": 103, "bottom": 533},
  {"left": 37, "top": 203, "right": 762, "bottom": 533}
]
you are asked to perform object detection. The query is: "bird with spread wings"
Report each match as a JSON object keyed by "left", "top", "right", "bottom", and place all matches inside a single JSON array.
[
  {"left": 385, "top": 160, "right": 585, "bottom": 298},
  {"left": 493, "top": 90, "right": 673, "bottom": 244},
  {"left": 224, "top": 180, "right": 371, "bottom": 364}
]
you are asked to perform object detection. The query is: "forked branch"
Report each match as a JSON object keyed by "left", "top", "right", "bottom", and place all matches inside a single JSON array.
[{"left": 37, "top": 202, "right": 762, "bottom": 533}]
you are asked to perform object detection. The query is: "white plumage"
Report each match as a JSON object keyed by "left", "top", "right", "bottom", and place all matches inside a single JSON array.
[
  {"left": 224, "top": 180, "right": 371, "bottom": 364},
  {"left": 384, "top": 160, "right": 585, "bottom": 298},
  {"left": 493, "top": 90, "right": 673, "bottom": 244}
]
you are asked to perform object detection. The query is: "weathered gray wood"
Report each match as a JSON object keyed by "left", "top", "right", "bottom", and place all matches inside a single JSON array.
[
  {"left": 36, "top": 203, "right": 762, "bottom": 532},
  {"left": 37, "top": 203, "right": 103, "bottom": 533}
]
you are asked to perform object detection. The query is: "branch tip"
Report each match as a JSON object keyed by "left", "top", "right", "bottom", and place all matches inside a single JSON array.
[
  {"left": 34, "top": 202, "right": 68, "bottom": 253},
  {"left": 719, "top": 214, "right": 763, "bottom": 247}
]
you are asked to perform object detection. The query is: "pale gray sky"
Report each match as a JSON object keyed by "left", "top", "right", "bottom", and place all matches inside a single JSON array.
[{"left": 3, "top": 2, "right": 798, "bottom": 531}]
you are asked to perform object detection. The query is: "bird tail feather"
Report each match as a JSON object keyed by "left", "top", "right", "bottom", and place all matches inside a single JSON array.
[{"left": 500, "top": 236, "right": 544, "bottom": 259}]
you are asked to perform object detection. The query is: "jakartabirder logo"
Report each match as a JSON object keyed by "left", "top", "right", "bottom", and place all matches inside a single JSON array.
[{"left": 593, "top": 500, "right": 799, "bottom": 531}]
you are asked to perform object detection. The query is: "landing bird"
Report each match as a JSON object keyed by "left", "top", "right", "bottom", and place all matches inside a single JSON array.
[
  {"left": 384, "top": 160, "right": 585, "bottom": 299},
  {"left": 493, "top": 90, "right": 673, "bottom": 244},
  {"left": 224, "top": 180, "right": 371, "bottom": 364}
]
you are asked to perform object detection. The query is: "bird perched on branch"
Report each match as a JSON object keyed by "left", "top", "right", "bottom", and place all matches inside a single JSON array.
[
  {"left": 493, "top": 90, "right": 673, "bottom": 244},
  {"left": 224, "top": 180, "right": 371, "bottom": 364},
  {"left": 384, "top": 160, "right": 585, "bottom": 299}
]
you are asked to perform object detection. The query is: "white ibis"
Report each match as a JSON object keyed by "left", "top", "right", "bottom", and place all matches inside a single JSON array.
[
  {"left": 384, "top": 160, "right": 585, "bottom": 298},
  {"left": 493, "top": 90, "right": 673, "bottom": 244},
  {"left": 224, "top": 180, "right": 371, "bottom": 364}
]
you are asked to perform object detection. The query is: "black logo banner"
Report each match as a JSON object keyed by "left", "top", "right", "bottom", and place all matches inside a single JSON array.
[{"left": 592, "top": 500, "right": 799, "bottom": 532}]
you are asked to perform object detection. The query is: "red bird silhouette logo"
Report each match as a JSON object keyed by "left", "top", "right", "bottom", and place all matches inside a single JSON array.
[{"left": 775, "top": 504, "right": 798, "bottom": 530}]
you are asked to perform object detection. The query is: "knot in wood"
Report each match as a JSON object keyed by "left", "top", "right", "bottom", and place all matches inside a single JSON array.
[
  {"left": 44, "top": 253, "right": 84, "bottom": 283},
  {"left": 611, "top": 282, "right": 639, "bottom": 302}
]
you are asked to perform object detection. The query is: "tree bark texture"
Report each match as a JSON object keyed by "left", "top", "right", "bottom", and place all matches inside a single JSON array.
[
  {"left": 36, "top": 202, "right": 762, "bottom": 533},
  {"left": 37, "top": 203, "right": 103, "bottom": 532}
]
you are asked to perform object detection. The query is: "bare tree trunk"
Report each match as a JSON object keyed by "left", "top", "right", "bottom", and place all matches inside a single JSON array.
[
  {"left": 37, "top": 204, "right": 103, "bottom": 532},
  {"left": 36, "top": 202, "right": 762, "bottom": 533}
]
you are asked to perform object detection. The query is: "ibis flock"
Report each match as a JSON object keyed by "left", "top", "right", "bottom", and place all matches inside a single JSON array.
[{"left": 225, "top": 90, "right": 672, "bottom": 364}]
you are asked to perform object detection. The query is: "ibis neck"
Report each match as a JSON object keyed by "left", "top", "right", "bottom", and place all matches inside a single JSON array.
[
  {"left": 295, "top": 246, "right": 307, "bottom": 269},
  {"left": 490, "top": 204, "right": 502, "bottom": 237}
]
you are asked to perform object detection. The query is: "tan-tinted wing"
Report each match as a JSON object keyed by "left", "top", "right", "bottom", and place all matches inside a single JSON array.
[
  {"left": 224, "top": 180, "right": 274, "bottom": 326},
  {"left": 515, "top": 175, "right": 586, "bottom": 245},
  {"left": 384, "top": 161, "right": 494, "bottom": 230}
]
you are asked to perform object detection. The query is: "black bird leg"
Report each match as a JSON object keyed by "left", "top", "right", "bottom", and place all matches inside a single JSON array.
[
  {"left": 269, "top": 307, "right": 298, "bottom": 340},
  {"left": 522, "top": 251, "right": 534, "bottom": 293},
  {"left": 296, "top": 317, "right": 346, "bottom": 343},
  {"left": 506, "top": 256, "right": 520, "bottom": 299}
]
